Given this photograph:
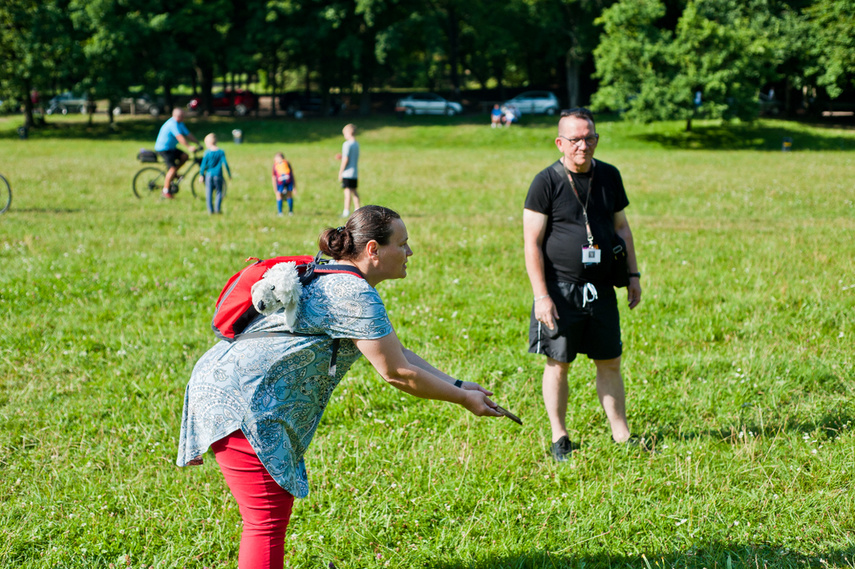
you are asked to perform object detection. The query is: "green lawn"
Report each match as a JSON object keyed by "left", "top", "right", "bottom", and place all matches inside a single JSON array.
[{"left": 0, "top": 112, "right": 853, "bottom": 569}]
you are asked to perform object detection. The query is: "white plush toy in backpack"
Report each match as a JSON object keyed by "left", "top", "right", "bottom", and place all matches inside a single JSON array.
[{"left": 250, "top": 262, "right": 303, "bottom": 328}]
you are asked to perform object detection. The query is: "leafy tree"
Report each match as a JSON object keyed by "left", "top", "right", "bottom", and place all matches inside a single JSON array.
[
  {"left": 593, "top": 0, "right": 786, "bottom": 130},
  {"left": 0, "top": 0, "right": 78, "bottom": 127},
  {"left": 144, "top": 1, "right": 233, "bottom": 115},
  {"left": 69, "top": 0, "right": 154, "bottom": 124},
  {"left": 804, "top": 0, "right": 855, "bottom": 99},
  {"left": 457, "top": 3, "right": 523, "bottom": 94},
  {"left": 525, "top": 0, "right": 616, "bottom": 108},
  {"left": 590, "top": 0, "right": 674, "bottom": 119}
]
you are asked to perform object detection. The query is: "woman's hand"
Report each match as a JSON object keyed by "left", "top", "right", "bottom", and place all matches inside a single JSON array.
[
  {"left": 459, "top": 381, "right": 493, "bottom": 396},
  {"left": 461, "top": 390, "right": 502, "bottom": 417}
]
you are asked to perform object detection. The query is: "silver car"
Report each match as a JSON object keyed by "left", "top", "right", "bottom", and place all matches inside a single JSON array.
[
  {"left": 112, "top": 94, "right": 163, "bottom": 116},
  {"left": 46, "top": 92, "right": 94, "bottom": 115},
  {"left": 395, "top": 93, "right": 463, "bottom": 116},
  {"left": 502, "top": 91, "right": 560, "bottom": 115}
]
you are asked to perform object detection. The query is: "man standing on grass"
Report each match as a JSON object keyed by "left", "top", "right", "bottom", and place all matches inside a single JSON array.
[
  {"left": 523, "top": 107, "right": 642, "bottom": 461},
  {"left": 338, "top": 123, "right": 360, "bottom": 218},
  {"left": 154, "top": 108, "right": 199, "bottom": 199}
]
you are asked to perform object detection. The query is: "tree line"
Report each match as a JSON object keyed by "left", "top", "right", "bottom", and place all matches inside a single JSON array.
[{"left": 0, "top": 0, "right": 852, "bottom": 129}]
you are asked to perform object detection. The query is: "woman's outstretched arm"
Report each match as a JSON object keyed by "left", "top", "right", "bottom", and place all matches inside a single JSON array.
[{"left": 354, "top": 332, "right": 502, "bottom": 418}]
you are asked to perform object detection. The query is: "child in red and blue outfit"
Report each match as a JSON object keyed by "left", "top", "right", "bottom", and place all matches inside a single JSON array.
[{"left": 272, "top": 153, "right": 297, "bottom": 216}]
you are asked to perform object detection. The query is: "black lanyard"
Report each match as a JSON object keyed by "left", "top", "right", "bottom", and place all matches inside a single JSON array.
[{"left": 562, "top": 159, "right": 596, "bottom": 248}]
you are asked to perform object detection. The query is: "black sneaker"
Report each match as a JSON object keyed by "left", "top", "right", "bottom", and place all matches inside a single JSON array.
[{"left": 550, "top": 436, "right": 579, "bottom": 462}]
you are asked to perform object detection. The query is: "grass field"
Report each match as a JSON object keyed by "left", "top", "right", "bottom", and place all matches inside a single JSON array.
[{"left": 0, "top": 112, "right": 853, "bottom": 569}]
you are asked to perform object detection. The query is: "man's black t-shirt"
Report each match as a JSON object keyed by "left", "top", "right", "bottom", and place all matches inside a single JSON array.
[{"left": 524, "top": 159, "right": 629, "bottom": 285}]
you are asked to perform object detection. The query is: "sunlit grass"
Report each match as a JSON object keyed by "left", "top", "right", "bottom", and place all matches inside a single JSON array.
[{"left": 0, "top": 113, "right": 853, "bottom": 568}]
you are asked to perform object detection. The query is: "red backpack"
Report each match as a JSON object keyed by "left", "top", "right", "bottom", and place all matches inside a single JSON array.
[
  {"left": 211, "top": 252, "right": 363, "bottom": 341},
  {"left": 211, "top": 253, "right": 364, "bottom": 379}
]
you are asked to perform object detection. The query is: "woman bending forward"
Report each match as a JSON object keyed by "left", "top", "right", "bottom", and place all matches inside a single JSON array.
[{"left": 177, "top": 205, "right": 501, "bottom": 569}]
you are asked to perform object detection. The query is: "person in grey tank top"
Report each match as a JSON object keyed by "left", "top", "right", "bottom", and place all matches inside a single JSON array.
[{"left": 337, "top": 123, "right": 360, "bottom": 217}]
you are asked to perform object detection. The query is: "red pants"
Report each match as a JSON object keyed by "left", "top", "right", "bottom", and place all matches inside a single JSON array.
[{"left": 211, "top": 431, "right": 295, "bottom": 569}]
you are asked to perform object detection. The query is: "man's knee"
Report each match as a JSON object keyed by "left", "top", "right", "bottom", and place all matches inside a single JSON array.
[
  {"left": 545, "top": 357, "right": 570, "bottom": 376},
  {"left": 594, "top": 356, "right": 621, "bottom": 375}
]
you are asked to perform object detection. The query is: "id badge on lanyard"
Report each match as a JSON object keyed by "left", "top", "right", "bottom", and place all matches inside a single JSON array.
[
  {"left": 582, "top": 244, "right": 601, "bottom": 265},
  {"left": 564, "top": 161, "right": 600, "bottom": 266}
]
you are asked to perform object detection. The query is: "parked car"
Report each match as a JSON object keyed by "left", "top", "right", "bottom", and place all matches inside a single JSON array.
[
  {"left": 187, "top": 90, "right": 257, "bottom": 116},
  {"left": 279, "top": 92, "right": 345, "bottom": 117},
  {"left": 395, "top": 93, "right": 463, "bottom": 116},
  {"left": 46, "top": 92, "right": 95, "bottom": 115},
  {"left": 112, "top": 94, "right": 163, "bottom": 116},
  {"left": 502, "top": 91, "right": 559, "bottom": 115}
]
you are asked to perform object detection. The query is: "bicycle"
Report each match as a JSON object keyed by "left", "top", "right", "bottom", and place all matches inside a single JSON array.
[
  {"left": 0, "top": 173, "right": 11, "bottom": 214},
  {"left": 133, "top": 149, "right": 224, "bottom": 200}
]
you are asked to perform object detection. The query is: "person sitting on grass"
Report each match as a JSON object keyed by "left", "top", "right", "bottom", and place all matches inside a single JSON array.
[
  {"left": 491, "top": 103, "right": 503, "bottom": 128},
  {"left": 198, "top": 133, "right": 231, "bottom": 214},
  {"left": 176, "top": 205, "right": 503, "bottom": 569}
]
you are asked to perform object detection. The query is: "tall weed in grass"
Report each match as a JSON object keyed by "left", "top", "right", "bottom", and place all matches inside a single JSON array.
[{"left": 0, "top": 114, "right": 853, "bottom": 568}]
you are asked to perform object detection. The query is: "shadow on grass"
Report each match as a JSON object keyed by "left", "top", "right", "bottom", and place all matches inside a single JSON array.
[
  {"left": 634, "top": 121, "right": 855, "bottom": 151},
  {"left": 0, "top": 110, "right": 621, "bottom": 145},
  {"left": 8, "top": 207, "right": 83, "bottom": 214},
  {"left": 4, "top": 114, "right": 855, "bottom": 150},
  {"left": 428, "top": 543, "right": 855, "bottom": 569},
  {"left": 0, "top": 113, "right": 495, "bottom": 144},
  {"left": 644, "top": 407, "right": 854, "bottom": 448}
]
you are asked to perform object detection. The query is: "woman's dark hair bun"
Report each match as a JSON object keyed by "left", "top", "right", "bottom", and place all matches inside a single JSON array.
[
  {"left": 319, "top": 225, "right": 354, "bottom": 259},
  {"left": 317, "top": 205, "right": 401, "bottom": 261}
]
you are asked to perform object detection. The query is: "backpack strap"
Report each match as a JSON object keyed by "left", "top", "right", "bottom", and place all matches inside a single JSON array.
[
  {"left": 308, "top": 251, "right": 364, "bottom": 282},
  {"left": 313, "top": 264, "right": 363, "bottom": 279}
]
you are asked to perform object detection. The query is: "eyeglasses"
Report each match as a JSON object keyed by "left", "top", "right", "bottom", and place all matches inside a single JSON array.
[{"left": 559, "top": 134, "right": 599, "bottom": 147}]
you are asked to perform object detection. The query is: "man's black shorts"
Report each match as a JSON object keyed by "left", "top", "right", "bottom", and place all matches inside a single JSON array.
[
  {"left": 158, "top": 149, "right": 186, "bottom": 169},
  {"left": 341, "top": 178, "right": 358, "bottom": 190},
  {"left": 528, "top": 281, "right": 622, "bottom": 363}
]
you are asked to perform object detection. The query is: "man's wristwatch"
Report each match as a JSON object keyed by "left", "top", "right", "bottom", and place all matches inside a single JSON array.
[{"left": 628, "top": 272, "right": 641, "bottom": 279}]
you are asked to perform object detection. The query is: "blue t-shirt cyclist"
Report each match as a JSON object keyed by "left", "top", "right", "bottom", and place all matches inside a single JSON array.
[{"left": 154, "top": 108, "right": 199, "bottom": 199}]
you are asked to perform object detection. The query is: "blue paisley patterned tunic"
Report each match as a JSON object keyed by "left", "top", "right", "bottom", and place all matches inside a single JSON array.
[{"left": 177, "top": 273, "right": 393, "bottom": 498}]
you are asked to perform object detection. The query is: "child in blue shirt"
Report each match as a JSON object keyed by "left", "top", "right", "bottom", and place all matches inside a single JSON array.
[
  {"left": 199, "top": 133, "right": 232, "bottom": 214},
  {"left": 272, "top": 152, "right": 297, "bottom": 216}
]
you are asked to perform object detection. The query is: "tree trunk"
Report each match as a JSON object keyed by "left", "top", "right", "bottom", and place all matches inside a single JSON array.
[
  {"left": 270, "top": 52, "right": 278, "bottom": 117},
  {"left": 565, "top": 50, "right": 580, "bottom": 109},
  {"left": 164, "top": 83, "right": 174, "bottom": 114},
  {"left": 492, "top": 58, "right": 506, "bottom": 101},
  {"left": 199, "top": 62, "right": 215, "bottom": 116},
  {"left": 447, "top": 6, "right": 460, "bottom": 98},
  {"left": 358, "top": 36, "right": 375, "bottom": 116},
  {"left": 23, "top": 85, "right": 34, "bottom": 128},
  {"left": 784, "top": 77, "right": 792, "bottom": 116},
  {"left": 359, "top": 88, "right": 372, "bottom": 116}
]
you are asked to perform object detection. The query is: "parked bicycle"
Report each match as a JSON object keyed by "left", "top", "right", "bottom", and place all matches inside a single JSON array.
[
  {"left": 132, "top": 149, "right": 223, "bottom": 199},
  {"left": 0, "top": 173, "right": 11, "bottom": 214}
]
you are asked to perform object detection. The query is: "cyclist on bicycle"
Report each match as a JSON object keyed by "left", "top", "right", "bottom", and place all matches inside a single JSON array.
[{"left": 154, "top": 108, "right": 200, "bottom": 199}]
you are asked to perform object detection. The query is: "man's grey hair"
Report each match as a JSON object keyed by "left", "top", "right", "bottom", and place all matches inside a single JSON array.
[{"left": 559, "top": 107, "right": 595, "bottom": 129}]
